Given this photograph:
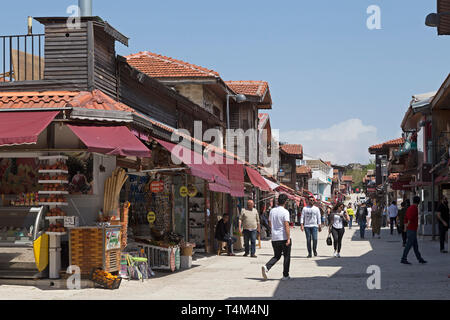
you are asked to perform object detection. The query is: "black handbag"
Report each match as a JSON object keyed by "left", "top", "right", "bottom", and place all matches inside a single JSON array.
[{"left": 326, "top": 233, "right": 333, "bottom": 246}]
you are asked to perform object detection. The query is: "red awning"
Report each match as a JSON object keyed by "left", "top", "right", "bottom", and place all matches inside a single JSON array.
[
  {"left": 246, "top": 167, "right": 271, "bottom": 192},
  {"left": 0, "top": 111, "right": 59, "bottom": 146},
  {"left": 155, "top": 138, "right": 230, "bottom": 188},
  {"left": 67, "top": 125, "right": 151, "bottom": 158}
]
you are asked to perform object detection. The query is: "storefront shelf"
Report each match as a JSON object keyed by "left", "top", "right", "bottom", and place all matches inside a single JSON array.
[
  {"left": 39, "top": 170, "right": 69, "bottom": 174},
  {"left": 38, "top": 180, "right": 69, "bottom": 184},
  {"left": 39, "top": 202, "right": 69, "bottom": 206},
  {"left": 38, "top": 191, "right": 69, "bottom": 195},
  {"left": 38, "top": 156, "right": 69, "bottom": 161},
  {"left": 45, "top": 232, "right": 67, "bottom": 236}
]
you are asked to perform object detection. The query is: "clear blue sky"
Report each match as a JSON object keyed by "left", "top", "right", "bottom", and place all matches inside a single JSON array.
[{"left": 1, "top": 0, "right": 449, "bottom": 164}]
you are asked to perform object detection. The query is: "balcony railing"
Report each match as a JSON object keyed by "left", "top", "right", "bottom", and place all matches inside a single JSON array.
[{"left": 0, "top": 34, "right": 45, "bottom": 82}]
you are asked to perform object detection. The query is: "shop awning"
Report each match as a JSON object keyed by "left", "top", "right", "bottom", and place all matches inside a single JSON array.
[
  {"left": 67, "top": 125, "right": 151, "bottom": 158},
  {"left": 0, "top": 111, "right": 59, "bottom": 146},
  {"left": 154, "top": 138, "right": 230, "bottom": 187},
  {"left": 263, "top": 177, "right": 280, "bottom": 191},
  {"left": 245, "top": 167, "right": 271, "bottom": 192}
]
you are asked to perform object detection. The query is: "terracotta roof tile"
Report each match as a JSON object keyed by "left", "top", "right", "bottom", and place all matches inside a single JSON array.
[
  {"left": 296, "top": 166, "right": 312, "bottom": 174},
  {"left": 342, "top": 176, "right": 353, "bottom": 182},
  {"left": 281, "top": 144, "right": 303, "bottom": 156},
  {"left": 0, "top": 90, "right": 135, "bottom": 113},
  {"left": 369, "top": 138, "right": 405, "bottom": 152},
  {"left": 126, "top": 51, "right": 220, "bottom": 78},
  {"left": 225, "top": 81, "right": 268, "bottom": 97}
]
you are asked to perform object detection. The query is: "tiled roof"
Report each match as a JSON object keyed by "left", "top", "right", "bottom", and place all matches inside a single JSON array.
[
  {"left": 0, "top": 90, "right": 135, "bottom": 112},
  {"left": 369, "top": 138, "right": 405, "bottom": 152},
  {"left": 281, "top": 144, "right": 303, "bottom": 156},
  {"left": 342, "top": 176, "right": 353, "bottom": 182},
  {"left": 126, "top": 51, "right": 220, "bottom": 78},
  {"left": 225, "top": 81, "right": 268, "bottom": 97},
  {"left": 296, "top": 166, "right": 312, "bottom": 174}
]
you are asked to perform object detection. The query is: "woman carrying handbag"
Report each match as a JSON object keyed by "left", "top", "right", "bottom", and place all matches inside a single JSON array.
[{"left": 328, "top": 203, "right": 350, "bottom": 258}]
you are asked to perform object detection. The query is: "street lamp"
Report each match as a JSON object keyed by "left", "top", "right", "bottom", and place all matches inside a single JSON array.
[{"left": 425, "top": 12, "right": 450, "bottom": 27}]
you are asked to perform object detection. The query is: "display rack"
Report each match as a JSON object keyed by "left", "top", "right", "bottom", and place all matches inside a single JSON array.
[{"left": 38, "top": 155, "right": 69, "bottom": 279}]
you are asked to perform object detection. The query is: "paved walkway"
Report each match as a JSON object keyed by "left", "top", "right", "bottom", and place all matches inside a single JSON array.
[{"left": 0, "top": 226, "right": 448, "bottom": 300}]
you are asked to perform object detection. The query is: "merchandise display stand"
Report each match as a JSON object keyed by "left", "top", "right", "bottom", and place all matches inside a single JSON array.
[{"left": 39, "top": 155, "right": 69, "bottom": 279}]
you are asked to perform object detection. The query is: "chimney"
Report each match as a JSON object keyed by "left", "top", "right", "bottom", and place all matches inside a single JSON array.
[{"left": 78, "top": 0, "right": 93, "bottom": 17}]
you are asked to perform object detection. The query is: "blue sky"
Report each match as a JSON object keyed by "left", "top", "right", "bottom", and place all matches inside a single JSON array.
[{"left": 1, "top": 0, "right": 449, "bottom": 164}]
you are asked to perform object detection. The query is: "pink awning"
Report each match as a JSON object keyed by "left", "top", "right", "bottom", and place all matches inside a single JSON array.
[
  {"left": 0, "top": 111, "right": 59, "bottom": 146},
  {"left": 246, "top": 167, "right": 271, "bottom": 192},
  {"left": 155, "top": 138, "right": 230, "bottom": 187},
  {"left": 210, "top": 160, "right": 244, "bottom": 196},
  {"left": 67, "top": 125, "right": 151, "bottom": 158}
]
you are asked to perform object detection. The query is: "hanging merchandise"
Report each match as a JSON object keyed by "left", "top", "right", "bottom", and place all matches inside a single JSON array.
[
  {"left": 103, "top": 168, "right": 128, "bottom": 217},
  {"left": 147, "top": 211, "right": 156, "bottom": 224},
  {"left": 180, "top": 186, "right": 188, "bottom": 197}
]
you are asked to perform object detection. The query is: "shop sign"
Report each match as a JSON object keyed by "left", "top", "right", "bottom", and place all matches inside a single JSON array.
[
  {"left": 106, "top": 229, "right": 121, "bottom": 250},
  {"left": 147, "top": 211, "right": 156, "bottom": 224},
  {"left": 187, "top": 185, "right": 198, "bottom": 197},
  {"left": 180, "top": 186, "right": 188, "bottom": 197},
  {"left": 150, "top": 180, "right": 164, "bottom": 193}
]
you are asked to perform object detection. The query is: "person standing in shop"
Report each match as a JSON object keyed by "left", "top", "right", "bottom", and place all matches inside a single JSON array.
[
  {"left": 300, "top": 197, "right": 322, "bottom": 258},
  {"left": 262, "top": 194, "right": 292, "bottom": 281},
  {"left": 388, "top": 201, "right": 399, "bottom": 235},
  {"left": 401, "top": 196, "right": 427, "bottom": 265},
  {"left": 436, "top": 196, "right": 449, "bottom": 253},
  {"left": 239, "top": 200, "right": 261, "bottom": 258}
]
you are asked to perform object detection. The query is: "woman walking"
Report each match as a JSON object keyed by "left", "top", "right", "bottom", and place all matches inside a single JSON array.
[{"left": 329, "top": 203, "right": 350, "bottom": 258}]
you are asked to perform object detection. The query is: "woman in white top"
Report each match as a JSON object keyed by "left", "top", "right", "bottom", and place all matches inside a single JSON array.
[
  {"left": 328, "top": 203, "right": 350, "bottom": 258},
  {"left": 367, "top": 204, "right": 372, "bottom": 229}
]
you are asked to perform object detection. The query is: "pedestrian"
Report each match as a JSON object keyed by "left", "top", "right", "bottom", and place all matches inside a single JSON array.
[
  {"left": 346, "top": 202, "right": 355, "bottom": 229},
  {"left": 397, "top": 201, "right": 408, "bottom": 247},
  {"left": 357, "top": 202, "right": 368, "bottom": 239},
  {"left": 371, "top": 203, "right": 382, "bottom": 239},
  {"left": 366, "top": 204, "right": 372, "bottom": 230},
  {"left": 382, "top": 206, "right": 388, "bottom": 227},
  {"left": 215, "top": 214, "right": 237, "bottom": 256},
  {"left": 388, "top": 201, "right": 399, "bottom": 235},
  {"left": 300, "top": 197, "right": 322, "bottom": 258},
  {"left": 239, "top": 200, "right": 260, "bottom": 258},
  {"left": 401, "top": 196, "right": 427, "bottom": 265},
  {"left": 260, "top": 210, "right": 271, "bottom": 239},
  {"left": 329, "top": 202, "right": 349, "bottom": 258},
  {"left": 436, "top": 196, "right": 449, "bottom": 253},
  {"left": 262, "top": 194, "right": 292, "bottom": 281}
]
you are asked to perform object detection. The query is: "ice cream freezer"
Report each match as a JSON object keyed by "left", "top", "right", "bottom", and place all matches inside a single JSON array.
[{"left": 0, "top": 206, "right": 49, "bottom": 279}]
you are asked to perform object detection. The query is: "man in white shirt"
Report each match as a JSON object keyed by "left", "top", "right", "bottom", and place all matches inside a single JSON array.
[
  {"left": 262, "top": 194, "right": 291, "bottom": 281},
  {"left": 388, "top": 201, "right": 399, "bottom": 235},
  {"left": 301, "top": 197, "right": 322, "bottom": 258}
]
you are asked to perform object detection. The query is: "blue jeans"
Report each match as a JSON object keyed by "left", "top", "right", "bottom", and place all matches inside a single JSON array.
[
  {"left": 359, "top": 222, "right": 367, "bottom": 238},
  {"left": 304, "top": 227, "right": 318, "bottom": 255},
  {"left": 348, "top": 216, "right": 353, "bottom": 229},
  {"left": 402, "top": 230, "right": 423, "bottom": 261},
  {"left": 243, "top": 229, "right": 257, "bottom": 255}
]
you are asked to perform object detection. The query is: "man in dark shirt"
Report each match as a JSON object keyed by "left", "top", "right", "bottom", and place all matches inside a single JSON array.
[
  {"left": 436, "top": 197, "right": 449, "bottom": 253},
  {"left": 357, "top": 202, "right": 368, "bottom": 239},
  {"left": 215, "top": 214, "right": 236, "bottom": 256},
  {"left": 401, "top": 196, "right": 427, "bottom": 265}
]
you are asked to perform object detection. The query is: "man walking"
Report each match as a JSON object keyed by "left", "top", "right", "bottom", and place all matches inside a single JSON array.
[
  {"left": 436, "top": 196, "right": 449, "bottom": 253},
  {"left": 300, "top": 197, "right": 322, "bottom": 258},
  {"left": 239, "top": 200, "right": 260, "bottom": 258},
  {"left": 357, "top": 202, "right": 368, "bottom": 239},
  {"left": 262, "top": 194, "right": 291, "bottom": 281},
  {"left": 346, "top": 203, "right": 355, "bottom": 229},
  {"left": 388, "top": 201, "right": 398, "bottom": 235},
  {"left": 397, "top": 201, "right": 408, "bottom": 247},
  {"left": 401, "top": 196, "right": 427, "bottom": 265}
]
